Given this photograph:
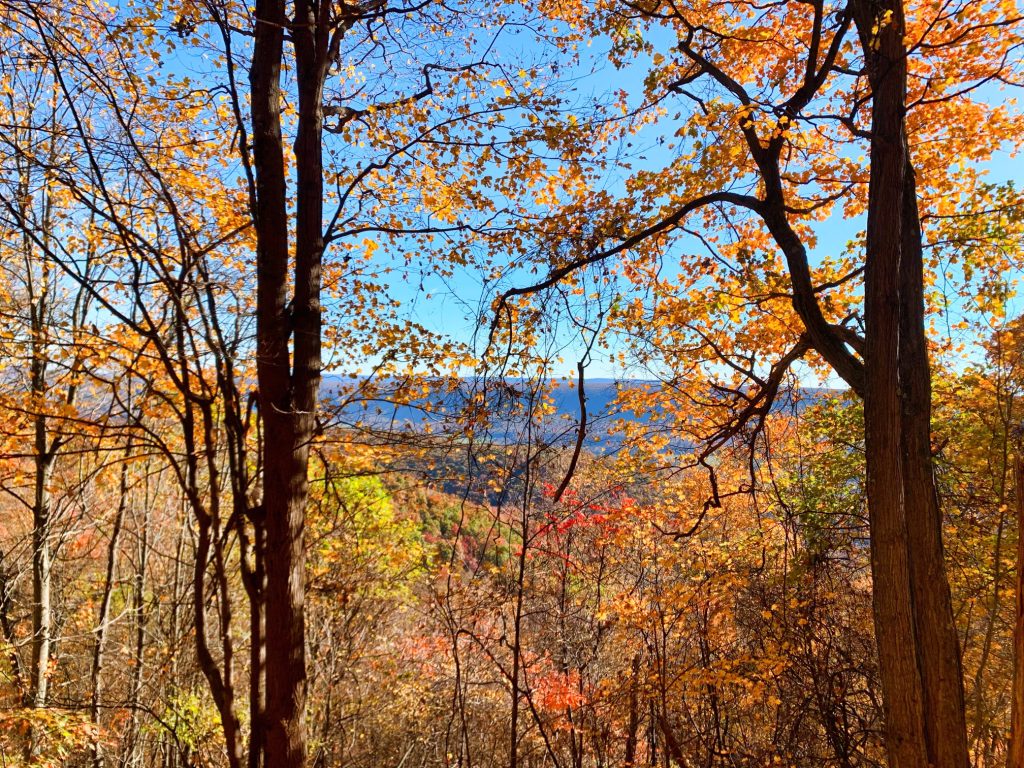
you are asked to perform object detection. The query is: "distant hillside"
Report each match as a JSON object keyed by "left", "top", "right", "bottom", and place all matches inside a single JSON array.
[{"left": 322, "top": 375, "right": 844, "bottom": 448}]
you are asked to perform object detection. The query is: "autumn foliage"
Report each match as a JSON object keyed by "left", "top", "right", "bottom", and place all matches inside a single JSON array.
[{"left": 0, "top": 0, "right": 1020, "bottom": 766}]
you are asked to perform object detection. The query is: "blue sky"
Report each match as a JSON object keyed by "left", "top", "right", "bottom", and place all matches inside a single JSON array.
[
  {"left": 154, "top": 3, "right": 1023, "bottom": 385},
  {"left": 373, "top": 68, "right": 1020, "bottom": 388}
]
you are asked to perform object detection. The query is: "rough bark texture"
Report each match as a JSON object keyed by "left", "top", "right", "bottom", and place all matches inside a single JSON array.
[
  {"left": 898, "top": 161, "right": 969, "bottom": 768},
  {"left": 250, "top": 0, "right": 301, "bottom": 760},
  {"left": 250, "top": 0, "right": 330, "bottom": 762},
  {"left": 851, "top": 1, "right": 970, "bottom": 766}
]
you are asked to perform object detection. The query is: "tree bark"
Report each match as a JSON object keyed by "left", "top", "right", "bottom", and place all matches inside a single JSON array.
[
  {"left": 1009, "top": 450, "right": 1024, "bottom": 767},
  {"left": 28, "top": 319, "right": 56, "bottom": 755},
  {"left": 91, "top": 451, "right": 130, "bottom": 768},
  {"left": 859, "top": 6, "right": 927, "bottom": 765},
  {"left": 250, "top": 0, "right": 332, "bottom": 762},
  {"left": 624, "top": 654, "right": 641, "bottom": 767},
  {"left": 123, "top": 471, "right": 151, "bottom": 768},
  {"left": 898, "top": 159, "right": 969, "bottom": 768},
  {"left": 28, "top": 251, "right": 54, "bottom": 719},
  {"left": 29, "top": 443, "right": 53, "bottom": 712},
  {"left": 243, "top": 514, "right": 266, "bottom": 768},
  {"left": 852, "top": 1, "right": 970, "bottom": 766}
]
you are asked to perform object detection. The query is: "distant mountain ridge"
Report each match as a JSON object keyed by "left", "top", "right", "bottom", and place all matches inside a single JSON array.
[{"left": 322, "top": 375, "right": 844, "bottom": 447}]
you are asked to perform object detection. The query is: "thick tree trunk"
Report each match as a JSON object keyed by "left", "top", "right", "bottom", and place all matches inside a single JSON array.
[
  {"left": 250, "top": 0, "right": 330, "bottom": 762},
  {"left": 860, "top": 7, "right": 927, "bottom": 765},
  {"left": 898, "top": 162, "right": 969, "bottom": 768},
  {"left": 250, "top": 0, "right": 306, "bottom": 748},
  {"left": 854, "top": 1, "right": 970, "bottom": 766}
]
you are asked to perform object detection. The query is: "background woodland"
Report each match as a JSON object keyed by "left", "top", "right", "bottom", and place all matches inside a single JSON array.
[{"left": 0, "top": 0, "right": 1022, "bottom": 767}]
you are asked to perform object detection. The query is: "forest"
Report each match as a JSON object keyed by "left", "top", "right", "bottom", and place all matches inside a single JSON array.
[{"left": 0, "top": 0, "right": 1022, "bottom": 766}]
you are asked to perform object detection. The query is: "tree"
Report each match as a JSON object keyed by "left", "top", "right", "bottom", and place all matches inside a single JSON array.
[
  {"left": 0, "top": 0, "right": 555, "bottom": 762},
  {"left": 489, "top": 1, "right": 1023, "bottom": 764},
  {"left": 0, "top": 36, "right": 113, "bottom": 758}
]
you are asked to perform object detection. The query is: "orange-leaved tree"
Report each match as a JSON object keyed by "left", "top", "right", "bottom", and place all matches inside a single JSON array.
[{"left": 488, "top": 1, "right": 1024, "bottom": 766}]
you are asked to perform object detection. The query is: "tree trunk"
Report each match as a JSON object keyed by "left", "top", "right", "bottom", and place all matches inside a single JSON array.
[
  {"left": 898, "top": 160, "right": 969, "bottom": 768},
  {"left": 246, "top": 520, "right": 266, "bottom": 768},
  {"left": 30, "top": 444, "right": 53, "bottom": 712},
  {"left": 91, "top": 452, "right": 130, "bottom": 768},
  {"left": 250, "top": 0, "right": 331, "bottom": 762},
  {"left": 853, "top": 1, "right": 970, "bottom": 766},
  {"left": 860, "top": 6, "right": 927, "bottom": 762},
  {"left": 123, "top": 473, "right": 151, "bottom": 768},
  {"left": 1009, "top": 451, "right": 1024, "bottom": 767},
  {"left": 625, "top": 654, "right": 641, "bottom": 767},
  {"left": 29, "top": 297, "right": 54, "bottom": 717}
]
